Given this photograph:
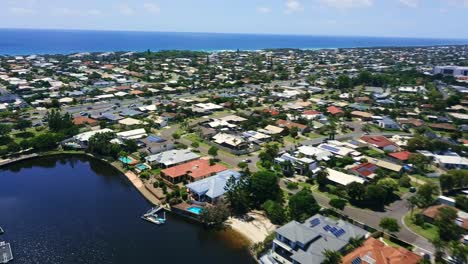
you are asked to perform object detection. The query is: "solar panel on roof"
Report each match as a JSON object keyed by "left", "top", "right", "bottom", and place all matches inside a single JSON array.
[
  {"left": 147, "top": 135, "right": 165, "bottom": 143},
  {"left": 321, "top": 145, "right": 340, "bottom": 153},
  {"left": 352, "top": 257, "right": 362, "bottom": 264},
  {"left": 329, "top": 227, "right": 337, "bottom": 233},
  {"left": 333, "top": 228, "right": 346, "bottom": 237},
  {"left": 310, "top": 218, "right": 320, "bottom": 227},
  {"left": 323, "top": 225, "right": 332, "bottom": 231}
]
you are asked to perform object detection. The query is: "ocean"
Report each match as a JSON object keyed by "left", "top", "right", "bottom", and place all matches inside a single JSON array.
[{"left": 0, "top": 28, "right": 468, "bottom": 55}]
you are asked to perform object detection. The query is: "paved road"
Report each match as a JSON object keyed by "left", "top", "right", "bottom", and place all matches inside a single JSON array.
[{"left": 311, "top": 190, "right": 435, "bottom": 256}]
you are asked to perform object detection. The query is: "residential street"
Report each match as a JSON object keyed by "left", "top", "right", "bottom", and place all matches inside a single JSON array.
[{"left": 312, "top": 191, "right": 435, "bottom": 256}]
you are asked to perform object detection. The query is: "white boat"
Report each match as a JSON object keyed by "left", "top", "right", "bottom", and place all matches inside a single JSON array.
[{"left": 141, "top": 207, "right": 166, "bottom": 225}]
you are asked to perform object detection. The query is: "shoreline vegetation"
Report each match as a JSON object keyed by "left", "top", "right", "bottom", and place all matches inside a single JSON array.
[{"left": 0, "top": 151, "right": 273, "bottom": 255}]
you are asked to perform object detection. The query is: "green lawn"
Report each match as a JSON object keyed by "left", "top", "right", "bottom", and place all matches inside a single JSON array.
[
  {"left": 12, "top": 127, "right": 46, "bottom": 144},
  {"left": 306, "top": 132, "right": 322, "bottom": 139},
  {"left": 403, "top": 212, "right": 439, "bottom": 241}
]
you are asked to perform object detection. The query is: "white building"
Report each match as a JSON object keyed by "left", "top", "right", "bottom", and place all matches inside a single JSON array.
[{"left": 434, "top": 66, "right": 468, "bottom": 77}]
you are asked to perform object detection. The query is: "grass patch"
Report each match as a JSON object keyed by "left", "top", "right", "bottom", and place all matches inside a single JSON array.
[
  {"left": 403, "top": 212, "right": 439, "bottom": 241},
  {"left": 306, "top": 132, "right": 322, "bottom": 139}
]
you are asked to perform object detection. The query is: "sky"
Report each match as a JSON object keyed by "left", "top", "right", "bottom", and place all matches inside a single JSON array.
[{"left": 0, "top": 0, "right": 467, "bottom": 39}]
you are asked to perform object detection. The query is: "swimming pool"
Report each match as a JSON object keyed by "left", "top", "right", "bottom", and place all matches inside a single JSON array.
[
  {"left": 119, "top": 156, "right": 135, "bottom": 164},
  {"left": 136, "top": 164, "right": 148, "bottom": 170},
  {"left": 187, "top": 206, "right": 203, "bottom": 215}
]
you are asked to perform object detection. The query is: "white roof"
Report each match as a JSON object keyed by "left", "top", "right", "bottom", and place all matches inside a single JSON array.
[
  {"left": 213, "top": 133, "right": 245, "bottom": 147},
  {"left": 220, "top": 115, "right": 247, "bottom": 122},
  {"left": 262, "top": 125, "right": 284, "bottom": 135},
  {"left": 116, "top": 128, "right": 147, "bottom": 140},
  {"left": 118, "top": 118, "right": 146, "bottom": 126},
  {"left": 435, "top": 155, "right": 468, "bottom": 166},
  {"left": 297, "top": 146, "right": 332, "bottom": 161},
  {"left": 326, "top": 168, "right": 365, "bottom": 186},
  {"left": 74, "top": 128, "right": 113, "bottom": 142}
]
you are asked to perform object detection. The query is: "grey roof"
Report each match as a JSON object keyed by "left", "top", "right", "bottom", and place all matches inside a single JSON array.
[
  {"left": 186, "top": 170, "right": 241, "bottom": 199},
  {"left": 275, "top": 214, "right": 368, "bottom": 264},
  {"left": 145, "top": 149, "right": 200, "bottom": 166}
]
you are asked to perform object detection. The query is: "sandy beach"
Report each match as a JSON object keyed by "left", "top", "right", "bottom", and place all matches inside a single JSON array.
[{"left": 227, "top": 210, "right": 277, "bottom": 244}]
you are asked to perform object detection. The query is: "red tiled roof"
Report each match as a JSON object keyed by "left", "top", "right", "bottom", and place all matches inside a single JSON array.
[
  {"left": 360, "top": 136, "right": 397, "bottom": 148},
  {"left": 73, "top": 116, "right": 98, "bottom": 126},
  {"left": 303, "top": 110, "right": 321, "bottom": 116},
  {"left": 161, "top": 159, "right": 227, "bottom": 180},
  {"left": 389, "top": 151, "right": 412, "bottom": 161},
  {"left": 342, "top": 237, "right": 422, "bottom": 264},
  {"left": 352, "top": 163, "right": 378, "bottom": 177},
  {"left": 428, "top": 123, "right": 457, "bottom": 131},
  {"left": 327, "top": 106, "right": 344, "bottom": 115},
  {"left": 263, "top": 108, "right": 280, "bottom": 116},
  {"left": 276, "top": 119, "right": 307, "bottom": 130}
]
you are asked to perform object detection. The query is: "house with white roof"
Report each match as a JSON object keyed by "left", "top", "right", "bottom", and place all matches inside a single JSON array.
[
  {"left": 116, "top": 128, "right": 147, "bottom": 140},
  {"left": 145, "top": 149, "right": 200, "bottom": 168}
]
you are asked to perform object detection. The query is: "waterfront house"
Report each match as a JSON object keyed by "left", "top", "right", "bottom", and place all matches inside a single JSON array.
[
  {"left": 342, "top": 237, "right": 422, "bottom": 264},
  {"left": 265, "top": 214, "right": 368, "bottom": 264},
  {"left": 186, "top": 170, "right": 241, "bottom": 203},
  {"left": 138, "top": 134, "right": 174, "bottom": 155},
  {"left": 145, "top": 149, "right": 200, "bottom": 168},
  {"left": 160, "top": 159, "right": 228, "bottom": 183},
  {"left": 73, "top": 128, "right": 114, "bottom": 147},
  {"left": 116, "top": 128, "right": 147, "bottom": 140}
]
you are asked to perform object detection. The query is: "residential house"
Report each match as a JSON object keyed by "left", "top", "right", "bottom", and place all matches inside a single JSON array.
[
  {"left": 73, "top": 128, "right": 114, "bottom": 147},
  {"left": 325, "top": 168, "right": 366, "bottom": 186},
  {"left": 186, "top": 170, "right": 241, "bottom": 203},
  {"left": 72, "top": 116, "right": 98, "bottom": 126},
  {"left": 161, "top": 159, "right": 228, "bottom": 183},
  {"left": 116, "top": 128, "right": 147, "bottom": 140},
  {"left": 422, "top": 205, "right": 468, "bottom": 231},
  {"left": 378, "top": 117, "right": 400, "bottom": 130},
  {"left": 276, "top": 119, "right": 309, "bottom": 134},
  {"left": 360, "top": 136, "right": 399, "bottom": 152},
  {"left": 351, "top": 163, "right": 379, "bottom": 180},
  {"left": 145, "top": 149, "right": 200, "bottom": 168},
  {"left": 138, "top": 134, "right": 174, "bottom": 155},
  {"left": 265, "top": 214, "right": 368, "bottom": 264},
  {"left": 342, "top": 237, "right": 422, "bottom": 264},
  {"left": 327, "top": 106, "right": 344, "bottom": 116},
  {"left": 212, "top": 133, "right": 249, "bottom": 151}
]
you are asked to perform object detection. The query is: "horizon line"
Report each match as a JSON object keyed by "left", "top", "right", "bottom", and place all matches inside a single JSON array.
[{"left": 1, "top": 27, "right": 468, "bottom": 41}]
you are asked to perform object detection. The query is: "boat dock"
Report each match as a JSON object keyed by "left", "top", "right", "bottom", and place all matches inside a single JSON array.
[
  {"left": 141, "top": 206, "right": 166, "bottom": 225},
  {"left": 0, "top": 241, "right": 13, "bottom": 264}
]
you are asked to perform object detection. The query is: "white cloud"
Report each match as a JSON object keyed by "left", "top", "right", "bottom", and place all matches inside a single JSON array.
[
  {"left": 116, "top": 4, "right": 135, "bottom": 16},
  {"left": 257, "top": 7, "right": 272, "bottom": 14},
  {"left": 319, "top": 0, "right": 373, "bottom": 9},
  {"left": 399, "top": 0, "right": 419, "bottom": 8},
  {"left": 285, "top": 0, "right": 304, "bottom": 14},
  {"left": 143, "top": 2, "right": 161, "bottom": 14},
  {"left": 8, "top": 7, "right": 35, "bottom": 15}
]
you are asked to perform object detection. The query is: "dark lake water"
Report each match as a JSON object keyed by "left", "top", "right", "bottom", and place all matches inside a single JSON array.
[{"left": 0, "top": 155, "right": 255, "bottom": 264}]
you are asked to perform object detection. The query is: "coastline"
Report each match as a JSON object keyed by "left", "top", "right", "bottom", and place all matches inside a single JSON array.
[{"left": 0, "top": 152, "right": 268, "bottom": 254}]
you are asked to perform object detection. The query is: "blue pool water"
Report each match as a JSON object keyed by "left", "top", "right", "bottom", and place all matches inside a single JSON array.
[
  {"left": 187, "top": 207, "right": 203, "bottom": 215},
  {"left": 136, "top": 164, "right": 148, "bottom": 170},
  {"left": 119, "top": 156, "right": 135, "bottom": 164}
]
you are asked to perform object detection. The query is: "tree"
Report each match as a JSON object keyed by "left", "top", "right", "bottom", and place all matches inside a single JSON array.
[
  {"left": 191, "top": 141, "right": 199, "bottom": 148},
  {"left": 208, "top": 146, "right": 219, "bottom": 159},
  {"left": 0, "top": 124, "right": 12, "bottom": 136},
  {"left": 329, "top": 198, "right": 347, "bottom": 210},
  {"left": 200, "top": 201, "right": 230, "bottom": 227},
  {"left": 237, "top": 162, "right": 248, "bottom": 171},
  {"left": 436, "top": 206, "right": 461, "bottom": 242},
  {"left": 46, "top": 110, "right": 78, "bottom": 136},
  {"left": 172, "top": 132, "right": 181, "bottom": 140},
  {"left": 408, "top": 153, "right": 430, "bottom": 172},
  {"left": 347, "top": 182, "right": 366, "bottom": 201},
  {"left": 321, "top": 250, "right": 342, "bottom": 264},
  {"left": 250, "top": 171, "right": 281, "bottom": 207},
  {"left": 225, "top": 174, "right": 251, "bottom": 215},
  {"left": 288, "top": 189, "right": 320, "bottom": 222},
  {"left": 365, "top": 184, "right": 387, "bottom": 209},
  {"left": 376, "top": 177, "right": 399, "bottom": 202},
  {"left": 379, "top": 217, "right": 400, "bottom": 233},
  {"left": 316, "top": 169, "right": 329, "bottom": 190},
  {"left": 449, "top": 241, "right": 468, "bottom": 264},
  {"left": 262, "top": 200, "right": 286, "bottom": 225},
  {"left": 14, "top": 119, "right": 32, "bottom": 131},
  {"left": 414, "top": 182, "right": 439, "bottom": 208}
]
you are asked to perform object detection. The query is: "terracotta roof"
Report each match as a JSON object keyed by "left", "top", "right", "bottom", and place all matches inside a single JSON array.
[
  {"left": 351, "top": 111, "right": 373, "bottom": 118},
  {"left": 388, "top": 151, "right": 412, "bottom": 161},
  {"left": 428, "top": 123, "right": 457, "bottom": 131},
  {"left": 360, "top": 136, "right": 397, "bottom": 148},
  {"left": 342, "top": 237, "right": 422, "bottom": 264},
  {"left": 327, "top": 106, "right": 344, "bottom": 115},
  {"left": 73, "top": 116, "right": 98, "bottom": 126},
  {"left": 161, "top": 159, "right": 227, "bottom": 180},
  {"left": 352, "top": 163, "right": 378, "bottom": 178},
  {"left": 398, "top": 118, "right": 425, "bottom": 127},
  {"left": 276, "top": 119, "right": 307, "bottom": 130},
  {"left": 303, "top": 110, "right": 321, "bottom": 116},
  {"left": 263, "top": 108, "right": 280, "bottom": 116}
]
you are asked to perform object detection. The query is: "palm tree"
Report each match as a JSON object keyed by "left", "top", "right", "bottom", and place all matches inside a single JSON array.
[
  {"left": 449, "top": 241, "right": 468, "bottom": 264},
  {"left": 321, "top": 250, "right": 342, "bottom": 264}
]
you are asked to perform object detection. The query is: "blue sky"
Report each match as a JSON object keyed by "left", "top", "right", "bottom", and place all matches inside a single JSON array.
[{"left": 0, "top": 0, "right": 467, "bottom": 38}]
